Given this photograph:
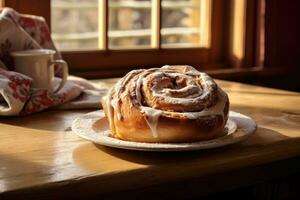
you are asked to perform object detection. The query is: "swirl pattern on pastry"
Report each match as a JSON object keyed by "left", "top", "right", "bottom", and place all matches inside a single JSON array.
[{"left": 101, "top": 65, "right": 230, "bottom": 143}]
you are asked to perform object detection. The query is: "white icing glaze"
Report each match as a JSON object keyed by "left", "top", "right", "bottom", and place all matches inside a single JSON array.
[
  {"left": 134, "top": 71, "right": 164, "bottom": 138},
  {"left": 105, "top": 93, "right": 115, "bottom": 133},
  {"left": 135, "top": 88, "right": 227, "bottom": 121},
  {"left": 111, "top": 69, "right": 145, "bottom": 121},
  {"left": 149, "top": 72, "right": 212, "bottom": 108},
  {"left": 150, "top": 71, "right": 164, "bottom": 78},
  {"left": 163, "top": 85, "right": 198, "bottom": 94},
  {"left": 111, "top": 98, "right": 122, "bottom": 120},
  {"left": 141, "top": 107, "right": 162, "bottom": 138},
  {"left": 135, "top": 73, "right": 145, "bottom": 104},
  {"left": 179, "top": 88, "right": 227, "bottom": 120}
]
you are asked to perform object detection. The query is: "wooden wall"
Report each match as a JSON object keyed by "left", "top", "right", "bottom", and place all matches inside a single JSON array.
[
  {"left": 223, "top": 0, "right": 300, "bottom": 92},
  {"left": 265, "top": 0, "right": 300, "bottom": 70}
]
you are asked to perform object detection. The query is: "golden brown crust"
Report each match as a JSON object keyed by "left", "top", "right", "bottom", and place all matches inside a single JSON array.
[{"left": 101, "top": 65, "right": 230, "bottom": 143}]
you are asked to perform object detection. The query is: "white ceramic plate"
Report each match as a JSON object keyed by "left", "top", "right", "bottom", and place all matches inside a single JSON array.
[{"left": 72, "top": 110, "right": 256, "bottom": 151}]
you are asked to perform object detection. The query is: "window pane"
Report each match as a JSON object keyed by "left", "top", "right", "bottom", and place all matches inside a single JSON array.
[
  {"left": 108, "top": 0, "right": 151, "bottom": 49},
  {"left": 51, "top": 0, "right": 209, "bottom": 50},
  {"left": 51, "top": 0, "right": 99, "bottom": 50},
  {"left": 161, "top": 0, "right": 201, "bottom": 48}
]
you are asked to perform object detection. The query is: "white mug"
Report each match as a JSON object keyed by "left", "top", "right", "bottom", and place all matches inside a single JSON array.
[{"left": 11, "top": 49, "right": 68, "bottom": 93}]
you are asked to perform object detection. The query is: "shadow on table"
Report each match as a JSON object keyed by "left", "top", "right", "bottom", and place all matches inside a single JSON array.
[
  {"left": 73, "top": 126, "right": 290, "bottom": 168},
  {"left": 0, "top": 110, "right": 92, "bottom": 131},
  {"left": 0, "top": 153, "right": 50, "bottom": 194}
]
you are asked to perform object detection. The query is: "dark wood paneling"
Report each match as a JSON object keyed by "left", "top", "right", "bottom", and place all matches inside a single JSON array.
[
  {"left": 244, "top": 0, "right": 258, "bottom": 68},
  {"left": 210, "top": 0, "right": 229, "bottom": 64},
  {"left": 4, "top": 0, "right": 51, "bottom": 27},
  {"left": 265, "top": 0, "right": 300, "bottom": 69}
]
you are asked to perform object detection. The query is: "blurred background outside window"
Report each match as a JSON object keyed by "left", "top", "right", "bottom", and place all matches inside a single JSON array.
[{"left": 51, "top": 0, "right": 206, "bottom": 50}]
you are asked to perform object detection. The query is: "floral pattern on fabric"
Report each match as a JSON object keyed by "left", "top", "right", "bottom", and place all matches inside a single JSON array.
[
  {"left": 0, "top": 68, "right": 32, "bottom": 115},
  {"left": 7, "top": 73, "right": 31, "bottom": 102},
  {"left": 24, "top": 89, "right": 66, "bottom": 114}
]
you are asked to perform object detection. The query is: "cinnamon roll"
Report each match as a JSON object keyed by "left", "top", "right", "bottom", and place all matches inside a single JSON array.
[{"left": 101, "top": 65, "right": 230, "bottom": 143}]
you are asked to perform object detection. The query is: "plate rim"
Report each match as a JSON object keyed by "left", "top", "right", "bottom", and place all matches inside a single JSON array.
[{"left": 72, "top": 110, "right": 257, "bottom": 151}]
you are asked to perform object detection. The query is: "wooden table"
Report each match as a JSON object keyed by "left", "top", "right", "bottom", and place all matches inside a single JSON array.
[{"left": 1, "top": 79, "right": 300, "bottom": 199}]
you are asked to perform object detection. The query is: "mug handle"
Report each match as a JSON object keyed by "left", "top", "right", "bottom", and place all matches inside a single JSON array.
[{"left": 49, "top": 60, "right": 69, "bottom": 93}]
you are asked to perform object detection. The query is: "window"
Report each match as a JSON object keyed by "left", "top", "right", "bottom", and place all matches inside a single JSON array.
[
  {"left": 2, "top": 0, "right": 259, "bottom": 78},
  {"left": 51, "top": 0, "right": 210, "bottom": 50}
]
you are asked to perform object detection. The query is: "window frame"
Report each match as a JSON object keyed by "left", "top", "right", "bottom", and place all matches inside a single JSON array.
[{"left": 2, "top": 0, "right": 260, "bottom": 78}]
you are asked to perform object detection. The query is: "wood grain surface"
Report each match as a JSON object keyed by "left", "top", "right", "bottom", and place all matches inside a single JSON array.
[{"left": 1, "top": 79, "right": 300, "bottom": 199}]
